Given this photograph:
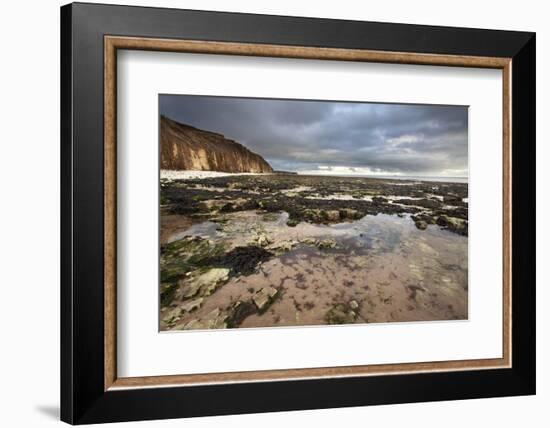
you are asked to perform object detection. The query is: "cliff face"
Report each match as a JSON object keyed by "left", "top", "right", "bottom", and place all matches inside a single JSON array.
[{"left": 160, "top": 116, "right": 273, "bottom": 173}]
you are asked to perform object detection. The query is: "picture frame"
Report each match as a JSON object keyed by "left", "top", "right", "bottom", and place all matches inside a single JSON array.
[{"left": 61, "top": 2, "right": 535, "bottom": 424}]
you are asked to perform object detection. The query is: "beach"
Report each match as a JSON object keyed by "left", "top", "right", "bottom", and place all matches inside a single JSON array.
[{"left": 159, "top": 171, "right": 468, "bottom": 331}]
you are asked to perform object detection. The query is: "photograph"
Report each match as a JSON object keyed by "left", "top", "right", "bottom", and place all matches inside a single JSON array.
[
  {"left": 55, "top": 2, "right": 536, "bottom": 424},
  {"left": 159, "top": 95, "right": 469, "bottom": 331}
]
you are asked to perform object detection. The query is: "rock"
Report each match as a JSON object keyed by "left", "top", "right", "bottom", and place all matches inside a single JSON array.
[
  {"left": 271, "top": 240, "right": 295, "bottom": 252},
  {"left": 256, "top": 233, "right": 272, "bottom": 247},
  {"left": 317, "top": 239, "right": 337, "bottom": 250},
  {"left": 179, "top": 268, "right": 230, "bottom": 298},
  {"left": 279, "top": 241, "right": 294, "bottom": 251},
  {"left": 324, "top": 210, "right": 341, "bottom": 222},
  {"left": 160, "top": 282, "right": 179, "bottom": 306},
  {"left": 303, "top": 209, "right": 324, "bottom": 223},
  {"left": 372, "top": 196, "right": 388, "bottom": 204},
  {"left": 286, "top": 218, "right": 300, "bottom": 227},
  {"left": 300, "top": 237, "right": 318, "bottom": 246},
  {"left": 253, "top": 287, "right": 279, "bottom": 312},
  {"left": 160, "top": 116, "right": 273, "bottom": 173},
  {"left": 202, "top": 308, "right": 228, "bottom": 329},
  {"left": 349, "top": 300, "right": 359, "bottom": 310},
  {"left": 339, "top": 208, "right": 361, "bottom": 220},
  {"left": 177, "top": 278, "right": 200, "bottom": 299},
  {"left": 407, "top": 284, "right": 426, "bottom": 301},
  {"left": 414, "top": 220, "right": 428, "bottom": 230},
  {"left": 443, "top": 195, "right": 463, "bottom": 205},
  {"left": 178, "top": 319, "right": 204, "bottom": 330},
  {"left": 205, "top": 245, "right": 274, "bottom": 276},
  {"left": 162, "top": 307, "right": 182, "bottom": 324},
  {"left": 180, "top": 297, "right": 204, "bottom": 313},
  {"left": 416, "top": 199, "right": 440, "bottom": 209},
  {"left": 325, "top": 303, "right": 358, "bottom": 324},
  {"left": 412, "top": 213, "right": 436, "bottom": 227},
  {"left": 198, "top": 199, "right": 227, "bottom": 212},
  {"left": 196, "top": 267, "right": 229, "bottom": 286},
  {"left": 201, "top": 276, "right": 230, "bottom": 296},
  {"left": 436, "top": 215, "right": 468, "bottom": 236},
  {"left": 226, "top": 300, "right": 257, "bottom": 327},
  {"left": 220, "top": 198, "right": 258, "bottom": 213},
  {"left": 177, "top": 308, "right": 228, "bottom": 330},
  {"left": 396, "top": 198, "right": 439, "bottom": 209}
]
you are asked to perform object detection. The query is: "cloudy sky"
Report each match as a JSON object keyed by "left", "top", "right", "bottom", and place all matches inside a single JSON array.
[{"left": 160, "top": 95, "right": 468, "bottom": 177}]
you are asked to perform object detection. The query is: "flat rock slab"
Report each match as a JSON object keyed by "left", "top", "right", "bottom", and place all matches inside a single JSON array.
[{"left": 253, "top": 286, "right": 279, "bottom": 311}]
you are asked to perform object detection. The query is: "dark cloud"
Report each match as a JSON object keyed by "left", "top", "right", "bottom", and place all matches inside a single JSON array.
[{"left": 160, "top": 95, "right": 468, "bottom": 177}]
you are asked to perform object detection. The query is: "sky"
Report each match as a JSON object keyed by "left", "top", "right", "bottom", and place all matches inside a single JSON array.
[{"left": 160, "top": 95, "right": 468, "bottom": 178}]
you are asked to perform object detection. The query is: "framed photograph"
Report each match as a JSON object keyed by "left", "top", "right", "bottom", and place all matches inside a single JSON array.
[{"left": 61, "top": 2, "right": 535, "bottom": 424}]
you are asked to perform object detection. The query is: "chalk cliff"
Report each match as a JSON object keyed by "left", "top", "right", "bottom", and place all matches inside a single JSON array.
[{"left": 160, "top": 116, "right": 273, "bottom": 173}]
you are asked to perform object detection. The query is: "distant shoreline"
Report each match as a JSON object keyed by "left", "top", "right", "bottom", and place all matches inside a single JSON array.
[
  {"left": 296, "top": 173, "right": 468, "bottom": 184},
  {"left": 160, "top": 169, "right": 467, "bottom": 184},
  {"left": 160, "top": 170, "right": 272, "bottom": 180}
]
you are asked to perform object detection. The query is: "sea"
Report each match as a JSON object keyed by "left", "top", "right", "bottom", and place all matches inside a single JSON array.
[{"left": 296, "top": 173, "right": 468, "bottom": 184}]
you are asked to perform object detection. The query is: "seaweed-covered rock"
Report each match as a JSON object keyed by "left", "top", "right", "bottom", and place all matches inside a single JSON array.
[
  {"left": 414, "top": 220, "right": 428, "bottom": 230},
  {"left": 206, "top": 245, "right": 274, "bottom": 276},
  {"left": 325, "top": 303, "right": 358, "bottom": 324},
  {"left": 255, "top": 232, "right": 272, "bottom": 247},
  {"left": 160, "top": 236, "right": 226, "bottom": 283},
  {"left": 286, "top": 218, "right": 300, "bottom": 227},
  {"left": 225, "top": 300, "right": 257, "bottom": 328},
  {"left": 443, "top": 196, "right": 464, "bottom": 206},
  {"left": 396, "top": 198, "right": 440, "bottom": 209},
  {"left": 324, "top": 210, "right": 341, "bottom": 222},
  {"left": 270, "top": 240, "right": 296, "bottom": 253},
  {"left": 160, "top": 237, "right": 227, "bottom": 306},
  {"left": 436, "top": 215, "right": 468, "bottom": 236},
  {"left": 162, "top": 307, "right": 183, "bottom": 326},
  {"left": 339, "top": 208, "right": 362, "bottom": 220},
  {"left": 317, "top": 239, "right": 337, "bottom": 250},
  {"left": 372, "top": 196, "right": 388, "bottom": 204}
]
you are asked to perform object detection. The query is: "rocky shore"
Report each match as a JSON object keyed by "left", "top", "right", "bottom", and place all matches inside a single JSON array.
[{"left": 160, "top": 173, "right": 468, "bottom": 331}]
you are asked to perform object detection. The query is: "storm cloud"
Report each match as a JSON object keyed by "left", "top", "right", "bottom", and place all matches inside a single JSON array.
[{"left": 160, "top": 95, "right": 468, "bottom": 177}]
